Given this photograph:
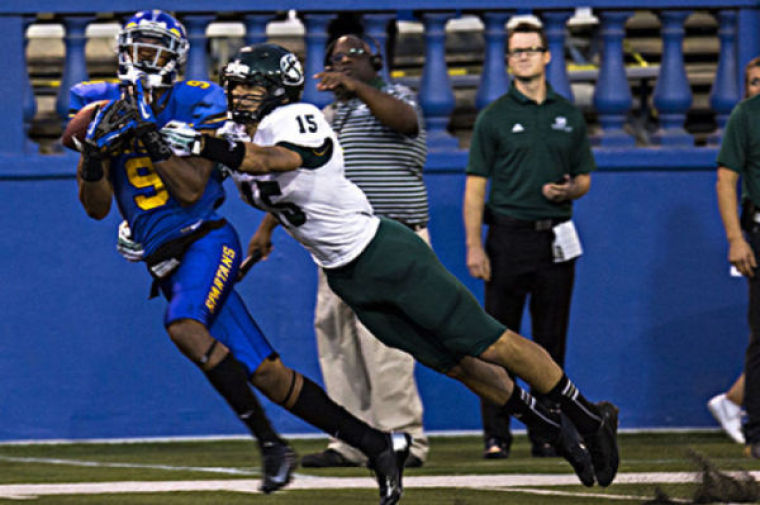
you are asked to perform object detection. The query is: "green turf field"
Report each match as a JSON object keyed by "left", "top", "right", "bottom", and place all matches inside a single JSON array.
[{"left": 1, "top": 432, "right": 758, "bottom": 504}]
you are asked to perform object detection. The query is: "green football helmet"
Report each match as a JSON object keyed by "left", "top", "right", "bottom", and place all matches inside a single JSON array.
[{"left": 221, "top": 44, "right": 305, "bottom": 123}]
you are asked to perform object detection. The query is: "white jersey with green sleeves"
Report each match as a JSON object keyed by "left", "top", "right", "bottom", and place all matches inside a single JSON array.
[{"left": 229, "top": 102, "right": 380, "bottom": 269}]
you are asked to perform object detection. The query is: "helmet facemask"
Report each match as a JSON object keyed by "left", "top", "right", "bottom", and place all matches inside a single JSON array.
[{"left": 224, "top": 73, "right": 289, "bottom": 124}]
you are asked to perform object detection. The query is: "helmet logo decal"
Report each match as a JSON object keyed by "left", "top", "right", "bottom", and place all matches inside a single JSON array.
[
  {"left": 280, "top": 54, "right": 304, "bottom": 86},
  {"left": 225, "top": 60, "right": 251, "bottom": 79}
]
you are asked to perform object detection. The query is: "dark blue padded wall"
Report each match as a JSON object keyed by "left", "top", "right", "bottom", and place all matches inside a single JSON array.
[{"left": 0, "top": 165, "right": 747, "bottom": 440}]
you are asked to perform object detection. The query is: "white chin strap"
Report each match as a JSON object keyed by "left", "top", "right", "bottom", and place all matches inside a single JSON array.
[
  {"left": 118, "top": 65, "right": 170, "bottom": 89},
  {"left": 145, "top": 73, "right": 166, "bottom": 88},
  {"left": 118, "top": 65, "right": 144, "bottom": 84}
]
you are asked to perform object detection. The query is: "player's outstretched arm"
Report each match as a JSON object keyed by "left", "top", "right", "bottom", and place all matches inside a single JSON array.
[
  {"left": 239, "top": 143, "right": 302, "bottom": 174},
  {"left": 161, "top": 121, "right": 303, "bottom": 175},
  {"left": 194, "top": 135, "right": 302, "bottom": 175}
]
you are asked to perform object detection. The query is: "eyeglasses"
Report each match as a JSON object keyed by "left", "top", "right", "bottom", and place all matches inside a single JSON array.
[
  {"left": 329, "top": 47, "right": 368, "bottom": 64},
  {"left": 508, "top": 46, "right": 546, "bottom": 58}
]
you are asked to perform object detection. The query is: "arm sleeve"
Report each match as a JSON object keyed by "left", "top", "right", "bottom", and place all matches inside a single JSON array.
[
  {"left": 67, "top": 81, "right": 119, "bottom": 120},
  {"left": 68, "top": 87, "right": 87, "bottom": 118},
  {"left": 466, "top": 110, "right": 494, "bottom": 177},
  {"left": 717, "top": 104, "right": 747, "bottom": 174},
  {"left": 266, "top": 103, "right": 335, "bottom": 168},
  {"left": 268, "top": 103, "right": 332, "bottom": 148},
  {"left": 276, "top": 138, "right": 334, "bottom": 169}
]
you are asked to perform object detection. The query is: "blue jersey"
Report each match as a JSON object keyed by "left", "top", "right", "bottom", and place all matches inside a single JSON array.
[{"left": 69, "top": 80, "right": 228, "bottom": 256}]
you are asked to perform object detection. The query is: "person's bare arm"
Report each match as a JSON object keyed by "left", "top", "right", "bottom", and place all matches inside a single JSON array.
[
  {"left": 315, "top": 71, "right": 418, "bottom": 135},
  {"left": 238, "top": 143, "right": 303, "bottom": 174},
  {"left": 247, "top": 213, "right": 280, "bottom": 259},
  {"left": 717, "top": 166, "right": 757, "bottom": 277},
  {"left": 76, "top": 155, "right": 113, "bottom": 219},
  {"left": 464, "top": 175, "right": 491, "bottom": 281},
  {"left": 352, "top": 81, "right": 418, "bottom": 135},
  {"left": 193, "top": 132, "right": 304, "bottom": 175}
]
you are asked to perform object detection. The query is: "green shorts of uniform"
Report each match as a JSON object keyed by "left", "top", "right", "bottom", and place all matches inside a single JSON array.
[{"left": 324, "top": 217, "right": 506, "bottom": 372}]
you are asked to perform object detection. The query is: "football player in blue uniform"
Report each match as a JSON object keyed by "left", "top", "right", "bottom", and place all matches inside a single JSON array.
[{"left": 73, "top": 11, "right": 409, "bottom": 503}]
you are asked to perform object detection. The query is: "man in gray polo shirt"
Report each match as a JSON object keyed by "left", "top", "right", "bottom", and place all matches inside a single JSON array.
[{"left": 301, "top": 33, "right": 429, "bottom": 468}]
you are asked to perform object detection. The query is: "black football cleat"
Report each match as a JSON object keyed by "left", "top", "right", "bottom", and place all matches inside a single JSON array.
[
  {"left": 551, "top": 412, "right": 595, "bottom": 487},
  {"left": 259, "top": 441, "right": 298, "bottom": 494},
  {"left": 582, "top": 401, "right": 620, "bottom": 487},
  {"left": 368, "top": 432, "right": 410, "bottom": 505}
]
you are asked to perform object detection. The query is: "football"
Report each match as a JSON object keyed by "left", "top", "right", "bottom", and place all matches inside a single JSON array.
[{"left": 61, "top": 100, "right": 109, "bottom": 151}]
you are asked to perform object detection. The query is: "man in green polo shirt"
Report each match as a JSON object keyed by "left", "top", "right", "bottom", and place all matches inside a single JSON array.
[
  {"left": 464, "top": 21, "right": 595, "bottom": 459},
  {"left": 717, "top": 92, "right": 760, "bottom": 457}
]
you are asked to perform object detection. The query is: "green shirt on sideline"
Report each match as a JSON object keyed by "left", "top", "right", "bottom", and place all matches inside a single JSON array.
[
  {"left": 467, "top": 82, "right": 595, "bottom": 220},
  {"left": 717, "top": 94, "right": 760, "bottom": 206}
]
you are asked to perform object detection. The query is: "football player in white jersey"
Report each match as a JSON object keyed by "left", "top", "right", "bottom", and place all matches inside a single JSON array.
[{"left": 161, "top": 44, "right": 620, "bottom": 489}]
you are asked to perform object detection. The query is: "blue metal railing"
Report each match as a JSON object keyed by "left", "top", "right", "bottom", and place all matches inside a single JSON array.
[{"left": 1, "top": 0, "right": 759, "bottom": 173}]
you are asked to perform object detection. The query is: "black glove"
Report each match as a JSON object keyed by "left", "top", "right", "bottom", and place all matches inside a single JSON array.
[
  {"left": 80, "top": 139, "right": 104, "bottom": 182},
  {"left": 135, "top": 122, "right": 172, "bottom": 163},
  {"left": 85, "top": 99, "right": 140, "bottom": 156},
  {"left": 122, "top": 79, "right": 172, "bottom": 163}
]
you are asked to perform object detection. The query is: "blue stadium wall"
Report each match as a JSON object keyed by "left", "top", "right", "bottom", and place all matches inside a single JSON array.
[{"left": 0, "top": 158, "right": 746, "bottom": 440}]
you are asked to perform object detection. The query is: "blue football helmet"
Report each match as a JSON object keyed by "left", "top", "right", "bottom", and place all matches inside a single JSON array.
[{"left": 118, "top": 10, "right": 189, "bottom": 88}]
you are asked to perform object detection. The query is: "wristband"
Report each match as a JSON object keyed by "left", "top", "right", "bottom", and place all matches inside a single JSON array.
[
  {"left": 199, "top": 136, "right": 246, "bottom": 171},
  {"left": 136, "top": 123, "right": 172, "bottom": 163}
]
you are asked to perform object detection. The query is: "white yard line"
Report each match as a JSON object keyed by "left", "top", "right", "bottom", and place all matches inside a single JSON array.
[
  {"left": 0, "top": 471, "right": 748, "bottom": 499},
  {"left": 0, "top": 455, "right": 258, "bottom": 476},
  {"left": 499, "top": 487, "right": 690, "bottom": 503}
]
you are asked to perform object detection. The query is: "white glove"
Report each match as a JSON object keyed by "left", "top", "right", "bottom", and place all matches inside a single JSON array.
[
  {"left": 117, "top": 220, "right": 145, "bottom": 262},
  {"left": 221, "top": 129, "right": 249, "bottom": 144},
  {"left": 217, "top": 121, "right": 249, "bottom": 143},
  {"left": 160, "top": 120, "right": 202, "bottom": 157}
]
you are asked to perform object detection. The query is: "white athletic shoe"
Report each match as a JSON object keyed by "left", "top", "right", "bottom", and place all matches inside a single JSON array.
[{"left": 707, "top": 393, "right": 745, "bottom": 444}]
